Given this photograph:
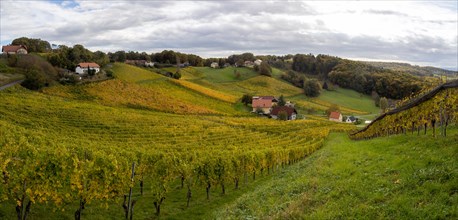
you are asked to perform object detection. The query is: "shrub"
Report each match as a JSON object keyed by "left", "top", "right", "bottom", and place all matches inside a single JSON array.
[{"left": 303, "top": 79, "right": 321, "bottom": 97}]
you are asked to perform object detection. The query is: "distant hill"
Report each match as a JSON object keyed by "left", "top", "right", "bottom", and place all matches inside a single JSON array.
[{"left": 362, "top": 61, "right": 458, "bottom": 77}]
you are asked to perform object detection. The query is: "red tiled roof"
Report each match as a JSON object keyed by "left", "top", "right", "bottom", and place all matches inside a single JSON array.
[
  {"left": 329, "top": 111, "right": 341, "bottom": 119},
  {"left": 271, "top": 106, "right": 297, "bottom": 117},
  {"left": 2, "top": 45, "right": 27, "bottom": 53},
  {"left": 77, "top": 62, "right": 100, "bottom": 68},
  {"left": 252, "top": 98, "right": 272, "bottom": 108}
]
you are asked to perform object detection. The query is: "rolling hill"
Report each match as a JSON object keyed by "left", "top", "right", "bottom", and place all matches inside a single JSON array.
[{"left": 1, "top": 62, "right": 456, "bottom": 219}]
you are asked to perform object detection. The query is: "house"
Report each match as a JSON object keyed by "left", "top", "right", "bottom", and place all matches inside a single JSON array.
[
  {"left": 254, "top": 59, "right": 262, "bottom": 66},
  {"left": 271, "top": 106, "right": 297, "bottom": 120},
  {"left": 145, "top": 61, "right": 155, "bottom": 67},
  {"left": 210, "top": 62, "right": 219, "bottom": 68},
  {"left": 75, "top": 62, "right": 100, "bottom": 74},
  {"left": 329, "top": 111, "right": 342, "bottom": 122},
  {"left": 285, "top": 101, "right": 295, "bottom": 108},
  {"left": 252, "top": 96, "right": 278, "bottom": 114},
  {"left": 2, "top": 45, "right": 28, "bottom": 55},
  {"left": 244, "top": 61, "right": 254, "bottom": 67},
  {"left": 179, "top": 62, "right": 190, "bottom": 68},
  {"left": 223, "top": 63, "right": 231, "bottom": 68},
  {"left": 346, "top": 116, "right": 357, "bottom": 123}
]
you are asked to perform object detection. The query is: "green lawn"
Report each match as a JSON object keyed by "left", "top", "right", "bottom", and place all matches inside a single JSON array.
[
  {"left": 193, "top": 67, "right": 259, "bottom": 83},
  {"left": 217, "top": 127, "right": 458, "bottom": 219},
  {"left": 271, "top": 67, "right": 285, "bottom": 79},
  {"left": 318, "top": 87, "right": 380, "bottom": 115}
]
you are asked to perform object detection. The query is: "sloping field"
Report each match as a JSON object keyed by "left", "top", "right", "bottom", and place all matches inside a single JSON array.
[
  {"left": 217, "top": 128, "right": 458, "bottom": 219},
  {"left": 0, "top": 86, "right": 353, "bottom": 219},
  {"left": 189, "top": 75, "right": 304, "bottom": 98},
  {"left": 193, "top": 67, "right": 259, "bottom": 82},
  {"left": 43, "top": 63, "right": 243, "bottom": 115},
  {"left": 317, "top": 88, "right": 380, "bottom": 114},
  {"left": 170, "top": 79, "right": 239, "bottom": 103},
  {"left": 112, "top": 62, "right": 163, "bottom": 82}
]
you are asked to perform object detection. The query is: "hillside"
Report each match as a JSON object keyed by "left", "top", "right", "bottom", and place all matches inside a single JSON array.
[
  {"left": 0, "top": 59, "right": 24, "bottom": 86},
  {"left": 363, "top": 61, "right": 458, "bottom": 77},
  {"left": 42, "top": 63, "right": 245, "bottom": 115},
  {"left": 0, "top": 60, "right": 456, "bottom": 220},
  {"left": 160, "top": 66, "right": 379, "bottom": 116},
  {"left": 0, "top": 84, "right": 353, "bottom": 219},
  {"left": 217, "top": 129, "right": 458, "bottom": 219}
]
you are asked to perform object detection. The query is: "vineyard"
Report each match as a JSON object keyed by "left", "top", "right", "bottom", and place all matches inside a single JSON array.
[
  {"left": 42, "top": 63, "right": 243, "bottom": 116},
  {"left": 351, "top": 80, "right": 458, "bottom": 139},
  {"left": 0, "top": 85, "right": 353, "bottom": 219}
]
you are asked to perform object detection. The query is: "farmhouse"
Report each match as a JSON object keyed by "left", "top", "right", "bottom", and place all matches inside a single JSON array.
[
  {"left": 346, "top": 116, "right": 357, "bottom": 123},
  {"left": 329, "top": 111, "right": 342, "bottom": 122},
  {"left": 252, "top": 96, "right": 277, "bottom": 114},
  {"left": 75, "top": 62, "right": 100, "bottom": 74},
  {"left": 254, "top": 59, "right": 262, "bottom": 66},
  {"left": 2, "top": 45, "right": 28, "bottom": 55},
  {"left": 145, "top": 61, "right": 155, "bottom": 67},
  {"left": 244, "top": 61, "right": 254, "bottom": 67},
  {"left": 271, "top": 106, "right": 297, "bottom": 120},
  {"left": 210, "top": 62, "right": 219, "bottom": 68}
]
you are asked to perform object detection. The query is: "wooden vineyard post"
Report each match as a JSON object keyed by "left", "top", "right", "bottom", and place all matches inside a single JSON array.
[{"left": 127, "top": 162, "right": 135, "bottom": 220}]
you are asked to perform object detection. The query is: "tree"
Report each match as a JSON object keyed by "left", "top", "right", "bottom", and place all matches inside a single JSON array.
[
  {"left": 241, "top": 94, "right": 252, "bottom": 106},
  {"left": 322, "top": 81, "right": 329, "bottom": 90},
  {"left": 12, "top": 37, "right": 51, "bottom": 53},
  {"left": 21, "top": 69, "right": 46, "bottom": 90},
  {"left": 278, "top": 95, "right": 286, "bottom": 106},
  {"left": 325, "top": 104, "right": 340, "bottom": 116},
  {"left": 87, "top": 66, "right": 96, "bottom": 77},
  {"left": 172, "top": 71, "right": 181, "bottom": 79},
  {"left": 303, "top": 79, "right": 321, "bottom": 97},
  {"left": 258, "top": 62, "right": 272, "bottom": 77},
  {"left": 278, "top": 111, "right": 288, "bottom": 120},
  {"left": 380, "top": 97, "right": 388, "bottom": 112}
]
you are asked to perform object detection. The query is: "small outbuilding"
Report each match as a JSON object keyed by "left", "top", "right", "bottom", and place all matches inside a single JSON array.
[
  {"left": 210, "top": 62, "right": 219, "bottom": 68},
  {"left": 329, "top": 111, "right": 342, "bottom": 122},
  {"left": 346, "top": 116, "right": 357, "bottom": 123}
]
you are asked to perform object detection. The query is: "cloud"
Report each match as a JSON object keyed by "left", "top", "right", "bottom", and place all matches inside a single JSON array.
[{"left": 0, "top": 0, "right": 456, "bottom": 70}]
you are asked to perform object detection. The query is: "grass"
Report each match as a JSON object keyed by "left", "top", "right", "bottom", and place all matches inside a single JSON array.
[
  {"left": 271, "top": 67, "right": 285, "bottom": 79},
  {"left": 0, "top": 58, "right": 24, "bottom": 86},
  {"left": 193, "top": 67, "right": 259, "bottom": 83},
  {"left": 317, "top": 87, "right": 380, "bottom": 115},
  {"left": 217, "top": 127, "right": 458, "bottom": 219},
  {"left": 43, "top": 64, "right": 244, "bottom": 115},
  {"left": 0, "top": 85, "right": 350, "bottom": 220},
  {"left": 112, "top": 62, "right": 163, "bottom": 83}
]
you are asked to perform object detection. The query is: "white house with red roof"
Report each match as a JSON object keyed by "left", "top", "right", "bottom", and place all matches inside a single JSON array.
[
  {"left": 329, "top": 111, "right": 342, "bottom": 122},
  {"left": 252, "top": 96, "right": 278, "bottom": 114},
  {"left": 2, "top": 45, "right": 28, "bottom": 55},
  {"left": 75, "top": 62, "right": 100, "bottom": 74}
]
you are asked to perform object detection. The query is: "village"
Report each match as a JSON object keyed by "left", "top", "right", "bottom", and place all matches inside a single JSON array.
[{"left": 250, "top": 95, "right": 362, "bottom": 123}]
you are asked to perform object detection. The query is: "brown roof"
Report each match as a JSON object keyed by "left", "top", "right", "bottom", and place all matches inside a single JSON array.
[
  {"left": 2, "top": 45, "right": 27, "bottom": 53},
  {"left": 77, "top": 62, "right": 100, "bottom": 68},
  {"left": 271, "top": 106, "right": 297, "bottom": 117},
  {"left": 329, "top": 111, "right": 341, "bottom": 119},
  {"left": 252, "top": 98, "right": 272, "bottom": 108}
]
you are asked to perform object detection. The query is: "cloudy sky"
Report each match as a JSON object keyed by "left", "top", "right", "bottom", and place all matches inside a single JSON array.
[{"left": 1, "top": 0, "right": 457, "bottom": 70}]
